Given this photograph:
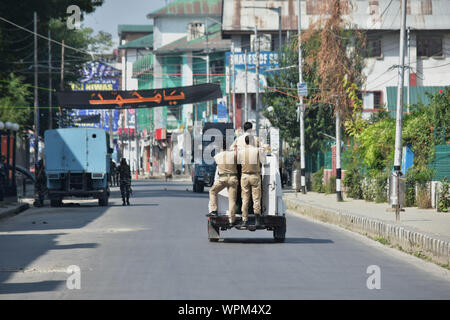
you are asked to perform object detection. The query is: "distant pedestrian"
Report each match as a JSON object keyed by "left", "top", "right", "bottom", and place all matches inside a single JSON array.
[
  {"left": 110, "top": 160, "right": 117, "bottom": 187},
  {"left": 34, "top": 159, "right": 46, "bottom": 207},
  {"left": 119, "top": 158, "right": 131, "bottom": 206}
]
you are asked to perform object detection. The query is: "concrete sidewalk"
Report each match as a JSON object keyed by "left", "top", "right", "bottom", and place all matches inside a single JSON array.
[{"left": 283, "top": 190, "right": 450, "bottom": 266}]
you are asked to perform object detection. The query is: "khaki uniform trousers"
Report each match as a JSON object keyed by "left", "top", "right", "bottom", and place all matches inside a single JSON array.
[
  {"left": 209, "top": 174, "right": 239, "bottom": 221},
  {"left": 241, "top": 173, "right": 261, "bottom": 221}
]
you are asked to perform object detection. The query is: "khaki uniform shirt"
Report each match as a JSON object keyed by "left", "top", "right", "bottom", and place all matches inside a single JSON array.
[
  {"left": 214, "top": 150, "right": 238, "bottom": 175},
  {"left": 231, "top": 132, "right": 260, "bottom": 150},
  {"left": 237, "top": 145, "right": 265, "bottom": 174}
]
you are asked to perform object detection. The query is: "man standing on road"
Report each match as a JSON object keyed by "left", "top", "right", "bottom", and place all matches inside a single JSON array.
[
  {"left": 34, "top": 159, "right": 46, "bottom": 207},
  {"left": 237, "top": 136, "right": 265, "bottom": 227},
  {"left": 209, "top": 139, "right": 239, "bottom": 225},
  {"left": 110, "top": 160, "right": 117, "bottom": 187},
  {"left": 119, "top": 158, "right": 131, "bottom": 206}
]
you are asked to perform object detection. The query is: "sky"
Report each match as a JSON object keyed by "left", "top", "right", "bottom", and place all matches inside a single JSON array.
[{"left": 82, "top": 0, "right": 167, "bottom": 45}]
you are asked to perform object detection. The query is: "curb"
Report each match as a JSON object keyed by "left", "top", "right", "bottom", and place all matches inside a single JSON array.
[
  {"left": 0, "top": 202, "right": 30, "bottom": 221},
  {"left": 284, "top": 197, "right": 450, "bottom": 266}
]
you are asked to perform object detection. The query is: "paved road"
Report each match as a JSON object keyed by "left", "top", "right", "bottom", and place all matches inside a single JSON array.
[{"left": 0, "top": 180, "right": 449, "bottom": 299}]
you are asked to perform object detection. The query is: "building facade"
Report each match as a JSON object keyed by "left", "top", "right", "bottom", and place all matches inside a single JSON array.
[{"left": 221, "top": 0, "right": 450, "bottom": 118}]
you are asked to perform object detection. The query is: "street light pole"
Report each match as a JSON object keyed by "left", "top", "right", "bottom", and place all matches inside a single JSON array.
[
  {"left": 244, "top": 49, "right": 248, "bottom": 123},
  {"left": 278, "top": 7, "right": 282, "bottom": 64},
  {"left": 48, "top": 29, "right": 52, "bottom": 130},
  {"left": 392, "top": 0, "right": 408, "bottom": 221},
  {"left": 232, "top": 43, "right": 236, "bottom": 129},
  {"left": 205, "top": 18, "right": 211, "bottom": 122},
  {"left": 297, "top": 0, "right": 306, "bottom": 194},
  {"left": 255, "top": 26, "right": 260, "bottom": 137},
  {"left": 407, "top": 26, "right": 411, "bottom": 112},
  {"left": 34, "top": 12, "right": 39, "bottom": 171}
]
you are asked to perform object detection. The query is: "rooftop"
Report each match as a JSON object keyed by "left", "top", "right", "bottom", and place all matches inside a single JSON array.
[
  {"left": 147, "top": 0, "right": 222, "bottom": 18},
  {"left": 155, "top": 23, "right": 230, "bottom": 54},
  {"left": 222, "top": 0, "right": 450, "bottom": 33},
  {"left": 118, "top": 24, "right": 154, "bottom": 36},
  {"left": 118, "top": 34, "right": 154, "bottom": 49}
]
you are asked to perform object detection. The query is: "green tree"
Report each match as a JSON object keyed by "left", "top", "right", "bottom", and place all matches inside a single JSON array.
[
  {"left": 0, "top": 74, "right": 33, "bottom": 134},
  {"left": 262, "top": 34, "right": 335, "bottom": 154},
  {"left": 0, "top": 1, "right": 106, "bottom": 132}
]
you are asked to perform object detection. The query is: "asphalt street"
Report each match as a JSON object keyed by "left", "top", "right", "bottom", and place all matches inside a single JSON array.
[{"left": 0, "top": 180, "right": 449, "bottom": 299}]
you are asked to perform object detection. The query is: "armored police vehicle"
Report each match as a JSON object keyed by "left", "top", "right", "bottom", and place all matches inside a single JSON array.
[
  {"left": 206, "top": 128, "right": 287, "bottom": 242},
  {"left": 192, "top": 122, "right": 234, "bottom": 193},
  {"left": 44, "top": 128, "right": 112, "bottom": 206}
]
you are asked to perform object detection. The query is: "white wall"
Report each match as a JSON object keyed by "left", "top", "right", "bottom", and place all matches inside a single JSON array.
[
  {"left": 154, "top": 16, "right": 220, "bottom": 50},
  {"left": 363, "top": 31, "right": 450, "bottom": 108}
]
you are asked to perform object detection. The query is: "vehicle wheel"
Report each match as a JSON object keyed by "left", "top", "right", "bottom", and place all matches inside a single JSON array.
[
  {"left": 33, "top": 200, "right": 42, "bottom": 207},
  {"left": 208, "top": 219, "right": 220, "bottom": 242},
  {"left": 273, "top": 218, "right": 286, "bottom": 243},
  {"left": 50, "top": 199, "right": 62, "bottom": 207},
  {"left": 99, "top": 195, "right": 109, "bottom": 206}
]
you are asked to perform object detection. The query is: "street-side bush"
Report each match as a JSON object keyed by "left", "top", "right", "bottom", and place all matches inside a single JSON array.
[
  {"left": 312, "top": 167, "right": 325, "bottom": 193},
  {"left": 405, "top": 169, "right": 417, "bottom": 207},
  {"left": 374, "top": 171, "right": 389, "bottom": 203},
  {"left": 343, "top": 167, "right": 363, "bottom": 199},
  {"left": 362, "top": 178, "right": 376, "bottom": 201},
  {"left": 325, "top": 175, "right": 336, "bottom": 194},
  {"left": 437, "top": 177, "right": 450, "bottom": 212},
  {"left": 417, "top": 185, "right": 432, "bottom": 209},
  {"left": 405, "top": 167, "right": 435, "bottom": 209}
]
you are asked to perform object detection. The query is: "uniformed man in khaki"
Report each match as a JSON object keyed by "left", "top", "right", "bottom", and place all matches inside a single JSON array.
[
  {"left": 209, "top": 141, "right": 239, "bottom": 224},
  {"left": 237, "top": 135, "right": 265, "bottom": 226},
  {"left": 231, "top": 122, "right": 260, "bottom": 150}
]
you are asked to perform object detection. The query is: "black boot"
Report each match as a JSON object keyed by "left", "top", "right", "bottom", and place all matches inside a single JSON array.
[
  {"left": 255, "top": 215, "right": 262, "bottom": 226},
  {"left": 122, "top": 199, "right": 126, "bottom": 206},
  {"left": 240, "top": 220, "right": 249, "bottom": 227},
  {"left": 127, "top": 198, "right": 130, "bottom": 206}
]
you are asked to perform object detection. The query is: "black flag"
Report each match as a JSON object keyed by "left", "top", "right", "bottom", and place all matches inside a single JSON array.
[{"left": 57, "top": 83, "right": 223, "bottom": 109}]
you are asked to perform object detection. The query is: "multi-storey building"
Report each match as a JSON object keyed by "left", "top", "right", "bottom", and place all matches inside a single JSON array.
[{"left": 221, "top": 0, "right": 450, "bottom": 119}]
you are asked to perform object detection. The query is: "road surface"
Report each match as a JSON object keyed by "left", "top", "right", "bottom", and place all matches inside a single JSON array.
[{"left": 0, "top": 180, "right": 449, "bottom": 299}]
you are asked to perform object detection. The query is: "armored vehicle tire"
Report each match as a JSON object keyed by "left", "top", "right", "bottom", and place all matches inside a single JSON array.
[
  {"left": 193, "top": 179, "right": 204, "bottom": 193},
  {"left": 273, "top": 219, "right": 286, "bottom": 243},
  {"left": 98, "top": 195, "right": 109, "bottom": 206},
  {"left": 208, "top": 219, "right": 220, "bottom": 242},
  {"left": 50, "top": 199, "right": 62, "bottom": 207}
]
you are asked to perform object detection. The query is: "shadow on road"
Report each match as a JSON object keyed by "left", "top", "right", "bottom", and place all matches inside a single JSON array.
[
  {"left": 0, "top": 198, "right": 109, "bottom": 295},
  {"left": 110, "top": 203, "right": 159, "bottom": 207},
  {"left": 0, "top": 281, "right": 64, "bottom": 295},
  {"left": 132, "top": 189, "right": 209, "bottom": 199},
  {"left": 220, "top": 237, "right": 334, "bottom": 244}
]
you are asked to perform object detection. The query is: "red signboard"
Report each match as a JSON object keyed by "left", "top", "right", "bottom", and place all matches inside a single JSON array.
[
  {"left": 155, "top": 128, "right": 166, "bottom": 140},
  {"left": 410, "top": 73, "right": 417, "bottom": 86}
]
